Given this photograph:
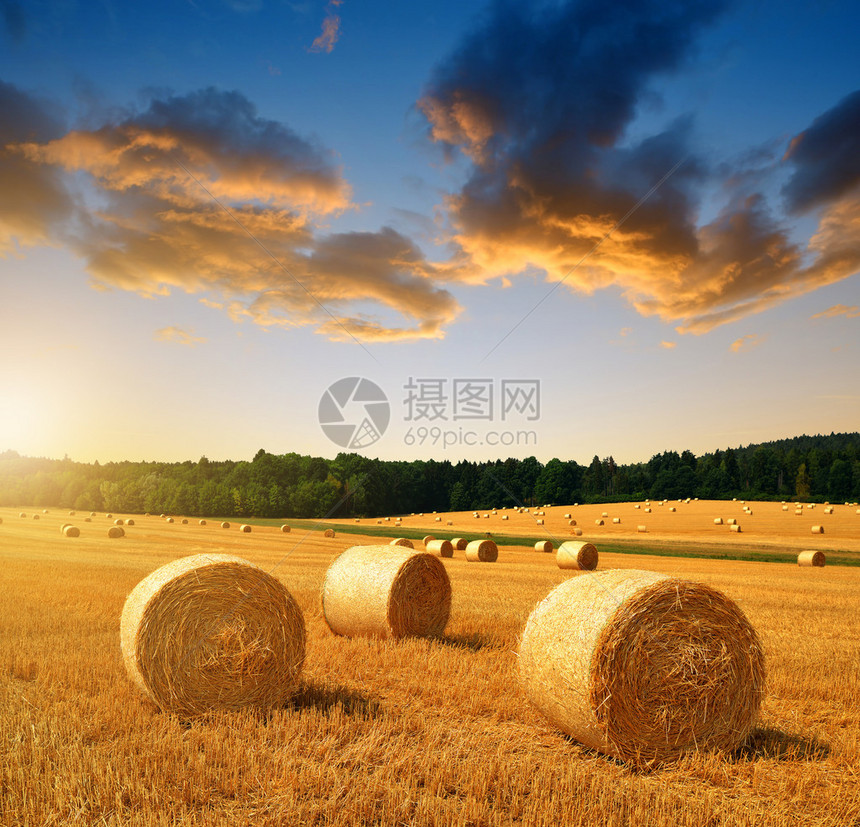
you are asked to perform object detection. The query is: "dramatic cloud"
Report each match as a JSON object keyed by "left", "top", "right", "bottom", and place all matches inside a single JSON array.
[
  {"left": 812, "top": 304, "right": 860, "bottom": 320},
  {"left": 3, "top": 83, "right": 460, "bottom": 342},
  {"left": 660, "top": 341, "right": 676, "bottom": 349},
  {"left": 309, "top": 0, "right": 342, "bottom": 54},
  {"left": 730, "top": 334, "right": 765, "bottom": 353},
  {"left": 420, "top": 0, "right": 860, "bottom": 334},
  {"left": 155, "top": 326, "right": 207, "bottom": 347}
]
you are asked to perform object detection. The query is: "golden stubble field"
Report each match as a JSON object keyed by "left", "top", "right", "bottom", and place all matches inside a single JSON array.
[{"left": 1, "top": 505, "right": 859, "bottom": 826}]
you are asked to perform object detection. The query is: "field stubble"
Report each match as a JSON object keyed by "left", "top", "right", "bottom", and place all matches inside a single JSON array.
[{"left": 1, "top": 506, "right": 859, "bottom": 826}]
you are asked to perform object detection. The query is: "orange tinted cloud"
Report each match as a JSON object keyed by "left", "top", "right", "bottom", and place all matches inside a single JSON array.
[
  {"left": 812, "top": 304, "right": 860, "bottom": 319},
  {"left": 730, "top": 334, "right": 765, "bottom": 353},
  {"left": 309, "top": 1, "right": 343, "bottom": 54},
  {"left": 155, "top": 326, "right": 207, "bottom": 347}
]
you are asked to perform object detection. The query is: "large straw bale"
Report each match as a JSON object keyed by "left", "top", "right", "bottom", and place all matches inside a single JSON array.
[
  {"left": 568, "top": 519, "right": 577, "bottom": 526},
  {"left": 730, "top": 524, "right": 742, "bottom": 533},
  {"left": 556, "top": 541, "right": 598, "bottom": 570},
  {"left": 451, "top": 538, "right": 468, "bottom": 550},
  {"left": 126, "top": 519, "right": 135, "bottom": 526},
  {"left": 595, "top": 519, "right": 604, "bottom": 526},
  {"left": 571, "top": 527, "right": 583, "bottom": 536},
  {"left": 811, "top": 525, "right": 824, "bottom": 534},
  {"left": 390, "top": 538, "right": 414, "bottom": 548},
  {"left": 120, "top": 554, "right": 305, "bottom": 717},
  {"left": 324, "top": 528, "right": 336, "bottom": 538},
  {"left": 32, "top": 514, "right": 39, "bottom": 520},
  {"left": 166, "top": 517, "right": 174, "bottom": 524},
  {"left": 321, "top": 546, "right": 451, "bottom": 639},
  {"left": 536, "top": 519, "right": 544, "bottom": 525},
  {"left": 221, "top": 521, "right": 230, "bottom": 529},
  {"left": 637, "top": 525, "right": 647, "bottom": 533},
  {"left": 612, "top": 518, "right": 621, "bottom": 524},
  {"left": 63, "top": 525, "right": 80, "bottom": 538},
  {"left": 239, "top": 524, "right": 252, "bottom": 533},
  {"left": 518, "top": 570, "right": 765, "bottom": 766},
  {"left": 426, "top": 539, "right": 454, "bottom": 558},
  {"left": 422, "top": 535, "right": 436, "bottom": 545},
  {"left": 108, "top": 526, "right": 125, "bottom": 538},
  {"left": 199, "top": 520, "right": 207, "bottom": 526},
  {"left": 714, "top": 518, "right": 723, "bottom": 525},
  {"left": 535, "top": 540, "right": 554, "bottom": 553},
  {"left": 114, "top": 519, "right": 124, "bottom": 526},
  {"left": 465, "top": 539, "right": 498, "bottom": 562},
  {"left": 797, "top": 550, "right": 826, "bottom": 567}
]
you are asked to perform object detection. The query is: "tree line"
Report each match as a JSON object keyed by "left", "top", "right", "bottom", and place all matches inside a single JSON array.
[{"left": 0, "top": 432, "right": 858, "bottom": 518}]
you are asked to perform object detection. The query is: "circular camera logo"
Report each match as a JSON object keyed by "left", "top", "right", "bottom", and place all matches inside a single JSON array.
[{"left": 318, "top": 377, "right": 390, "bottom": 449}]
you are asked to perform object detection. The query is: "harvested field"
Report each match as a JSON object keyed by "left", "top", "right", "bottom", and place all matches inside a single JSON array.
[{"left": 0, "top": 505, "right": 858, "bottom": 826}]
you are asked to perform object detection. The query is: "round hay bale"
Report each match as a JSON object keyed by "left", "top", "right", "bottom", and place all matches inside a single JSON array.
[
  {"left": 557, "top": 541, "right": 598, "bottom": 570},
  {"left": 106, "top": 514, "right": 113, "bottom": 519},
  {"left": 727, "top": 518, "right": 737, "bottom": 525},
  {"left": 465, "top": 539, "right": 498, "bottom": 562},
  {"left": 63, "top": 525, "right": 80, "bottom": 538},
  {"left": 571, "top": 527, "right": 583, "bottom": 536},
  {"left": 601, "top": 512, "right": 609, "bottom": 518},
  {"left": 120, "top": 553, "right": 305, "bottom": 717},
  {"left": 535, "top": 540, "right": 554, "bottom": 553},
  {"left": 126, "top": 519, "right": 135, "bottom": 526},
  {"left": 798, "top": 550, "right": 826, "bottom": 567},
  {"left": 221, "top": 521, "right": 230, "bottom": 529},
  {"left": 181, "top": 519, "right": 188, "bottom": 525},
  {"left": 166, "top": 517, "right": 174, "bottom": 524},
  {"left": 669, "top": 507, "right": 676, "bottom": 512},
  {"left": 69, "top": 510, "right": 75, "bottom": 516},
  {"left": 108, "top": 526, "right": 125, "bottom": 538},
  {"left": 91, "top": 512, "right": 97, "bottom": 517},
  {"left": 713, "top": 517, "right": 723, "bottom": 525},
  {"left": 321, "top": 546, "right": 451, "bottom": 639},
  {"left": 239, "top": 524, "right": 252, "bottom": 533},
  {"left": 811, "top": 525, "right": 824, "bottom": 534},
  {"left": 32, "top": 514, "right": 40, "bottom": 520},
  {"left": 518, "top": 570, "right": 765, "bottom": 766},
  {"left": 564, "top": 513, "right": 571, "bottom": 519},
  {"left": 730, "top": 524, "right": 742, "bottom": 533},
  {"left": 644, "top": 508, "right": 651, "bottom": 513},
  {"left": 568, "top": 519, "right": 577, "bottom": 526},
  {"left": 324, "top": 528, "right": 335, "bottom": 538},
  {"left": 637, "top": 525, "right": 647, "bottom": 533},
  {"left": 595, "top": 519, "right": 604, "bottom": 526},
  {"left": 422, "top": 535, "right": 436, "bottom": 545},
  {"left": 84, "top": 517, "right": 91, "bottom": 522},
  {"left": 280, "top": 524, "right": 290, "bottom": 533},
  {"left": 60, "top": 523, "right": 71, "bottom": 533},
  {"left": 426, "top": 539, "right": 454, "bottom": 558},
  {"left": 199, "top": 519, "right": 207, "bottom": 526},
  {"left": 612, "top": 518, "right": 621, "bottom": 524},
  {"left": 114, "top": 519, "right": 124, "bottom": 526},
  {"left": 536, "top": 519, "right": 544, "bottom": 526},
  {"left": 390, "top": 538, "right": 414, "bottom": 548},
  {"left": 19, "top": 512, "right": 26, "bottom": 518},
  {"left": 447, "top": 520, "right": 453, "bottom": 526},
  {"left": 434, "top": 516, "right": 442, "bottom": 522},
  {"left": 634, "top": 505, "right": 640, "bottom": 509},
  {"left": 451, "top": 537, "right": 468, "bottom": 550},
  {"left": 160, "top": 514, "right": 165, "bottom": 518},
  {"left": 42, "top": 509, "right": 48, "bottom": 514}
]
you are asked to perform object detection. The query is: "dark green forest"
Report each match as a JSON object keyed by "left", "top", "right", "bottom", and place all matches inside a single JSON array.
[{"left": 1, "top": 433, "right": 858, "bottom": 518}]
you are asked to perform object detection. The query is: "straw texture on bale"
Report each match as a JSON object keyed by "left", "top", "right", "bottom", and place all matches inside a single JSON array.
[
  {"left": 465, "top": 539, "right": 498, "bottom": 562},
  {"left": 114, "top": 519, "right": 124, "bottom": 525},
  {"left": 324, "top": 529, "right": 336, "bottom": 538},
  {"left": 63, "top": 525, "right": 80, "bottom": 538},
  {"left": 322, "top": 546, "right": 451, "bottom": 639},
  {"left": 557, "top": 541, "right": 598, "bottom": 571},
  {"left": 797, "top": 550, "right": 826, "bottom": 567},
  {"left": 568, "top": 519, "right": 577, "bottom": 526},
  {"left": 181, "top": 519, "right": 189, "bottom": 525},
  {"left": 126, "top": 519, "right": 135, "bottom": 526},
  {"left": 390, "top": 538, "right": 414, "bottom": 548},
  {"left": 535, "top": 540, "right": 554, "bottom": 553},
  {"left": 452, "top": 538, "right": 468, "bottom": 550},
  {"left": 811, "top": 525, "right": 824, "bottom": 534},
  {"left": 240, "top": 524, "right": 252, "bottom": 533},
  {"left": 120, "top": 553, "right": 306, "bottom": 717},
  {"left": 108, "top": 526, "right": 125, "bottom": 538},
  {"left": 423, "top": 535, "right": 435, "bottom": 545},
  {"left": 426, "top": 539, "right": 454, "bottom": 558},
  {"left": 518, "top": 569, "right": 765, "bottom": 767},
  {"left": 221, "top": 521, "right": 230, "bottom": 529}
]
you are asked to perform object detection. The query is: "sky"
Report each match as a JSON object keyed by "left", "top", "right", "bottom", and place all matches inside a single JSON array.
[{"left": 0, "top": 0, "right": 858, "bottom": 466}]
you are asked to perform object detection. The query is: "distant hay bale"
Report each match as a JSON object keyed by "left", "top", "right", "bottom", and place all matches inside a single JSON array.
[
  {"left": 634, "top": 505, "right": 640, "bottom": 509},
  {"left": 126, "top": 519, "right": 135, "bottom": 526},
  {"left": 518, "top": 570, "right": 765, "bottom": 766},
  {"left": 63, "top": 525, "right": 80, "bottom": 538},
  {"left": 280, "top": 524, "right": 290, "bottom": 533},
  {"left": 447, "top": 520, "right": 453, "bottom": 526},
  {"left": 669, "top": 507, "right": 676, "bottom": 512},
  {"left": 390, "top": 538, "right": 414, "bottom": 548},
  {"left": 120, "top": 553, "right": 306, "bottom": 717},
  {"left": 423, "top": 535, "right": 436, "bottom": 545},
  {"left": 84, "top": 517, "right": 91, "bottom": 522},
  {"left": 612, "top": 518, "right": 621, "bottom": 524},
  {"left": 466, "top": 539, "right": 498, "bottom": 562},
  {"left": 114, "top": 519, "right": 124, "bottom": 526},
  {"left": 199, "top": 520, "right": 207, "bottom": 526},
  {"left": 564, "top": 513, "right": 571, "bottom": 519},
  {"left": 556, "top": 541, "right": 598, "bottom": 570},
  {"left": 108, "top": 526, "right": 125, "bottom": 538},
  {"left": 571, "top": 527, "right": 583, "bottom": 536},
  {"left": 91, "top": 512, "right": 97, "bottom": 517},
  {"left": 795, "top": 509, "right": 803, "bottom": 515},
  {"left": 321, "top": 546, "right": 451, "bottom": 639},
  {"left": 601, "top": 512, "right": 609, "bottom": 518},
  {"left": 221, "top": 521, "right": 230, "bottom": 529},
  {"left": 434, "top": 516, "right": 442, "bottom": 522},
  {"left": 714, "top": 518, "right": 723, "bottom": 525},
  {"left": 644, "top": 508, "right": 651, "bottom": 513},
  {"left": 60, "top": 523, "right": 71, "bottom": 533},
  {"left": 811, "top": 525, "right": 824, "bottom": 534},
  {"left": 42, "top": 509, "right": 48, "bottom": 514},
  {"left": 19, "top": 512, "right": 26, "bottom": 518},
  {"left": 595, "top": 519, "right": 604, "bottom": 526},
  {"left": 798, "top": 550, "right": 826, "bottom": 567},
  {"left": 568, "top": 519, "right": 577, "bottom": 526},
  {"left": 426, "top": 539, "right": 454, "bottom": 558},
  {"left": 727, "top": 518, "right": 736, "bottom": 525},
  {"left": 451, "top": 538, "right": 467, "bottom": 550},
  {"left": 637, "top": 525, "right": 647, "bottom": 533},
  {"left": 32, "top": 514, "right": 40, "bottom": 520},
  {"left": 730, "top": 524, "right": 742, "bottom": 533},
  {"left": 166, "top": 517, "right": 174, "bottom": 524},
  {"left": 502, "top": 515, "right": 509, "bottom": 520},
  {"left": 69, "top": 510, "right": 75, "bottom": 516},
  {"left": 536, "top": 519, "right": 544, "bottom": 525},
  {"left": 782, "top": 505, "right": 789, "bottom": 511},
  {"left": 535, "top": 540, "right": 554, "bottom": 553},
  {"left": 106, "top": 514, "right": 112, "bottom": 519},
  {"left": 824, "top": 507, "right": 833, "bottom": 514},
  {"left": 181, "top": 519, "right": 189, "bottom": 525},
  {"left": 324, "top": 529, "right": 335, "bottom": 538},
  {"left": 240, "top": 525, "right": 252, "bottom": 533}
]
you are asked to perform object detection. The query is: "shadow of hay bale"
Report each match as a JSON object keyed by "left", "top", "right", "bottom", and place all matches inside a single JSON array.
[
  {"left": 435, "top": 631, "right": 504, "bottom": 652},
  {"left": 289, "top": 682, "right": 381, "bottom": 719},
  {"left": 732, "top": 727, "right": 830, "bottom": 762}
]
